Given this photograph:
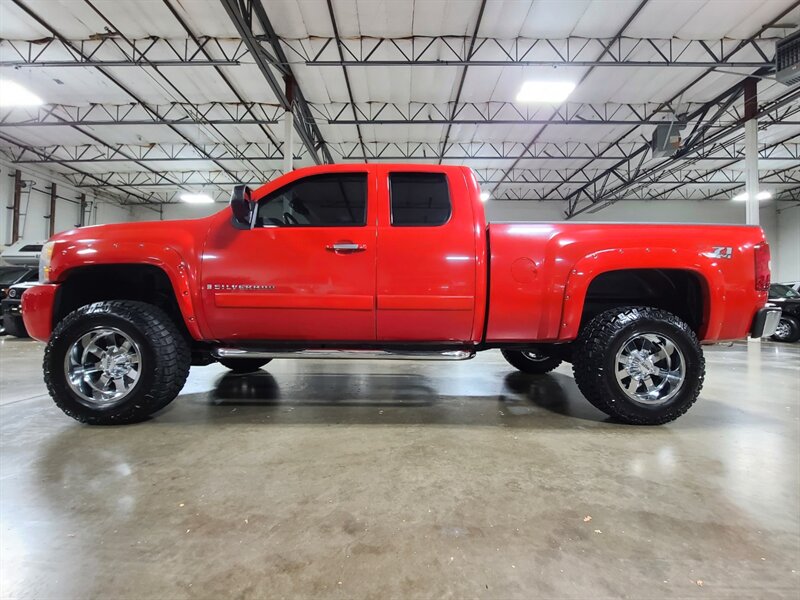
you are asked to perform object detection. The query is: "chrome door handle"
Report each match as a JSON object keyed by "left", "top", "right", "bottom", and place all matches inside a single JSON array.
[{"left": 326, "top": 242, "right": 366, "bottom": 253}]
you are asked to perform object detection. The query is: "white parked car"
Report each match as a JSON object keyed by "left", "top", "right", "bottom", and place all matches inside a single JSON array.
[{"left": 0, "top": 240, "right": 44, "bottom": 267}]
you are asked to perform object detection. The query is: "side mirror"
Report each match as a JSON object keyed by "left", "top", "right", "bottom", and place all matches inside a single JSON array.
[{"left": 230, "top": 185, "right": 254, "bottom": 229}]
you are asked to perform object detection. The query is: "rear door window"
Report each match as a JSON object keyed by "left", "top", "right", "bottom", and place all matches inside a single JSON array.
[{"left": 389, "top": 173, "right": 451, "bottom": 226}]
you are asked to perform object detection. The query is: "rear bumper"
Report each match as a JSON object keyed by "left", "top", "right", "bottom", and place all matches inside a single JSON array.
[
  {"left": 20, "top": 284, "right": 59, "bottom": 342},
  {"left": 750, "top": 306, "right": 782, "bottom": 339}
]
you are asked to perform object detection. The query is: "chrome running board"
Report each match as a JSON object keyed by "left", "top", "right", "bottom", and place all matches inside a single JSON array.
[{"left": 212, "top": 348, "right": 475, "bottom": 361}]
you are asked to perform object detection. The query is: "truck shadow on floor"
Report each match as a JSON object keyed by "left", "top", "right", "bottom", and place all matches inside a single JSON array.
[
  {"left": 166, "top": 370, "right": 615, "bottom": 427},
  {"left": 151, "top": 367, "right": 778, "bottom": 430}
]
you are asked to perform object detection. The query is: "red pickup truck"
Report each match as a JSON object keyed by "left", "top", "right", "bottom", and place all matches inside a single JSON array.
[{"left": 23, "top": 164, "right": 779, "bottom": 426}]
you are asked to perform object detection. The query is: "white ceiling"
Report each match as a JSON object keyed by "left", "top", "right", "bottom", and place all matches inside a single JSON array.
[{"left": 0, "top": 0, "right": 798, "bottom": 213}]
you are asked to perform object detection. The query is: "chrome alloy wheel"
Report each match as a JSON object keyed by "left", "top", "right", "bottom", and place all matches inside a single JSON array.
[
  {"left": 64, "top": 327, "right": 142, "bottom": 407},
  {"left": 774, "top": 319, "right": 791, "bottom": 340},
  {"left": 614, "top": 332, "right": 686, "bottom": 406},
  {"left": 523, "top": 351, "right": 550, "bottom": 362}
]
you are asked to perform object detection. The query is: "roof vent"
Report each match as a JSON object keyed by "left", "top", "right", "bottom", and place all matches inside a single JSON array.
[{"left": 776, "top": 30, "right": 800, "bottom": 85}]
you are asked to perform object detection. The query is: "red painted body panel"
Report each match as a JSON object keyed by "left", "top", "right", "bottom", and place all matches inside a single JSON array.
[
  {"left": 373, "top": 164, "right": 478, "bottom": 341},
  {"left": 485, "top": 222, "right": 767, "bottom": 343},
  {"left": 21, "top": 163, "right": 769, "bottom": 347},
  {"left": 20, "top": 284, "right": 57, "bottom": 341}
]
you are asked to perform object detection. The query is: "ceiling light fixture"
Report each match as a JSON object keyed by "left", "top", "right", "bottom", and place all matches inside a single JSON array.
[
  {"left": 516, "top": 81, "right": 576, "bottom": 103},
  {"left": 480, "top": 191, "right": 490, "bottom": 202},
  {"left": 181, "top": 193, "right": 214, "bottom": 204},
  {"left": 732, "top": 190, "right": 772, "bottom": 201},
  {"left": 0, "top": 80, "right": 43, "bottom": 107}
]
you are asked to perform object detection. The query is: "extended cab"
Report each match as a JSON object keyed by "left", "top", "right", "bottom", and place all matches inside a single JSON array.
[{"left": 23, "top": 164, "right": 779, "bottom": 425}]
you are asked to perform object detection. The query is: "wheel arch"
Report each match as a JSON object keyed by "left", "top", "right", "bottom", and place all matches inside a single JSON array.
[
  {"left": 559, "top": 247, "right": 721, "bottom": 340},
  {"left": 52, "top": 263, "right": 200, "bottom": 340}
]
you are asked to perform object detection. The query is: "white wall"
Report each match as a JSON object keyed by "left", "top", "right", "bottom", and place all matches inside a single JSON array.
[
  {"left": 0, "top": 160, "right": 133, "bottom": 249},
  {"left": 774, "top": 203, "right": 800, "bottom": 282},
  {"left": 484, "top": 198, "right": 784, "bottom": 277},
  {"left": 129, "top": 202, "right": 220, "bottom": 222}
]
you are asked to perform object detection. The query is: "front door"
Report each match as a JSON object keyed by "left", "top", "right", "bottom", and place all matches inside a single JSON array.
[{"left": 201, "top": 171, "right": 376, "bottom": 341}]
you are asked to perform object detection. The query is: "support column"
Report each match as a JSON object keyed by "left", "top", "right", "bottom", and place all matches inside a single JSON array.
[
  {"left": 283, "top": 75, "right": 295, "bottom": 174},
  {"left": 78, "top": 194, "right": 87, "bottom": 227},
  {"left": 11, "top": 170, "right": 22, "bottom": 244},
  {"left": 283, "top": 111, "right": 294, "bottom": 174},
  {"left": 48, "top": 183, "right": 57, "bottom": 238},
  {"left": 743, "top": 78, "right": 759, "bottom": 226}
]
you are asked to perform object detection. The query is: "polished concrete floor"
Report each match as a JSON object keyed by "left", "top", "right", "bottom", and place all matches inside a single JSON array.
[{"left": 0, "top": 336, "right": 798, "bottom": 599}]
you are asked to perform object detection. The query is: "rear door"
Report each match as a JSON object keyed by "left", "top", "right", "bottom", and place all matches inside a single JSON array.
[
  {"left": 375, "top": 167, "right": 477, "bottom": 341},
  {"left": 201, "top": 171, "right": 377, "bottom": 341}
]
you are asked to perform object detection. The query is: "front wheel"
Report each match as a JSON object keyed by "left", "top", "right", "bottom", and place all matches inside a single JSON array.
[
  {"left": 501, "top": 349, "right": 562, "bottom": 374},
  {"left": 218, "top": 358, "right": 272, "bottom": 373},
  {"left": 771, "top": 317, "right": 800, "bottom": 343},
  {"left": 572, "top": 306, "right": 704, "bottom": 425},
  {"left": 44, "top": 301, "right": 191, "bottom": 425}
]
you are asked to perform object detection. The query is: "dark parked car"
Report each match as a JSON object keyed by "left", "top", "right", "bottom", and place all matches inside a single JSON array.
[
  {"left": 768, "top": 283, "right": 800, "bottom": 343},
  {"left": 1, "top": 281, "right": 38, "bottom": 337},
  {"left": 0, "top": 266, "right": 38, "bottom": 335}
]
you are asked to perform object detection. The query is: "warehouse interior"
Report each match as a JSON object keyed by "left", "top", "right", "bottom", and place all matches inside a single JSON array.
[{"left": 1, "top": 0, "right": 799, "bottom": 598}]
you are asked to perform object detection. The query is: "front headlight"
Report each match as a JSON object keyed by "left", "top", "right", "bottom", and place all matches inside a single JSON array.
[{"left": 39, "top": 241, "right": 55, "bottom": 283}]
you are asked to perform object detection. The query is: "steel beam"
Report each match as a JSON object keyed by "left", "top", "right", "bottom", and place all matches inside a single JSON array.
[
  {"left": 559, "top": 2, "right": 800, "bottom": 216},
  {"left": 3, "top": 98, "right": 795, "bottom": 129},
  {"left": 439, "top": 0, "right": 487, "bottom": 162},
  {"left": 0, "top": 132, "right": 162, "bottom": 206},
  {"left": 8, "top": 0, "right": 236, "bottom": 190},
  {"left": 0, "top": 36, "right": 245, "bottom": 67},
  {"left": 326, "top": 0, "right": 367, "bottom": 161},
  {"left": 219, "top": 0, "right": 331, "bottom": 164},
  {"left": 318, "top": 100, "right": 800, "bottom": 127},
  {"left": 55, "top": 165, "right": 798, "bottom": 192},
  {"left": 566, "top": 86, "right": 800, "bottom": 216},
  {"left": 0, "top": 102, "right": 282, "bottom": 128},
  {"left": 159, "top": 0, "right": 284, "bottom": 154},
  {"left": 3, "top": 141, "right": 295, "bottom": 164},
  {"left": 6, "top": 138, "right": 796, "bottom": 166},
  {"left": 289, "top": 35, "right": 777, "bottom": 68}
]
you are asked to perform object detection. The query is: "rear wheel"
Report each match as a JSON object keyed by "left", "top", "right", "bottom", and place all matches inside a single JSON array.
[
  {"left": 219, "top": 358, "right": 272, "bottom": 373},
  {"left": 501, "top": 349, "right": 562, "bottom": 374},
  {"left": 44, "top": 301, "right": 190, "bottom": 425},
  {"left": 771, "top": 317, "right": 800, "bottom": 343},
  {"left": 573, "top": 306, "right": 704, "bottom": 425}
]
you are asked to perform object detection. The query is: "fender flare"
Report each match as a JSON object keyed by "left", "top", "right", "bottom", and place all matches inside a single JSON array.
[
  {"left": 558, "top": 247, "right": 724, "bottom": 341},
  {"left": 53, "top": 241, "right": 203, "bottom": 340}
]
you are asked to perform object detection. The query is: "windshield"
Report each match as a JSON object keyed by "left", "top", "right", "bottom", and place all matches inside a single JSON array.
[
  {"left": 0, "top": 268, "right": 28, "bottom": 285},
  {"left": 770, "top": 283, "right": 800, "bottom": 299}
]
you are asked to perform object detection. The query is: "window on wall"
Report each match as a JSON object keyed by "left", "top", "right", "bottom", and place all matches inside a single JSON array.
[
  {"left": 389, "top": 172, "right": 451, "bottom": 226},
  {"left": 255, "top": 173, "right": 367, "bottom": 227}
]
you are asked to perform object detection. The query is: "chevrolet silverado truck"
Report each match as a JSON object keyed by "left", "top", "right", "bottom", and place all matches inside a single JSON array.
[{"left": 22, "top": 164, "right": 780, "bottom": 426}]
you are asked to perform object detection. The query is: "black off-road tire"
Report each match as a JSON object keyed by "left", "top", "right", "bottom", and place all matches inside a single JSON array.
[
  {"left": 771, "top": 316, "right": 800, "bottom": 343},
  {"left": 3, "top": 315, "right": 28, "bottom": 338},
  {"left": 44, "top": 301, "right": 191, "bottom": 425},
  {"left": 501, "top": 349, "right": 562, "bottom": 374},
  {"left": 573, "top": 306, "right": 704, "bottom": 425},
  {"left": 218, "top": 358, "right": 272, "bottom": 373}
]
